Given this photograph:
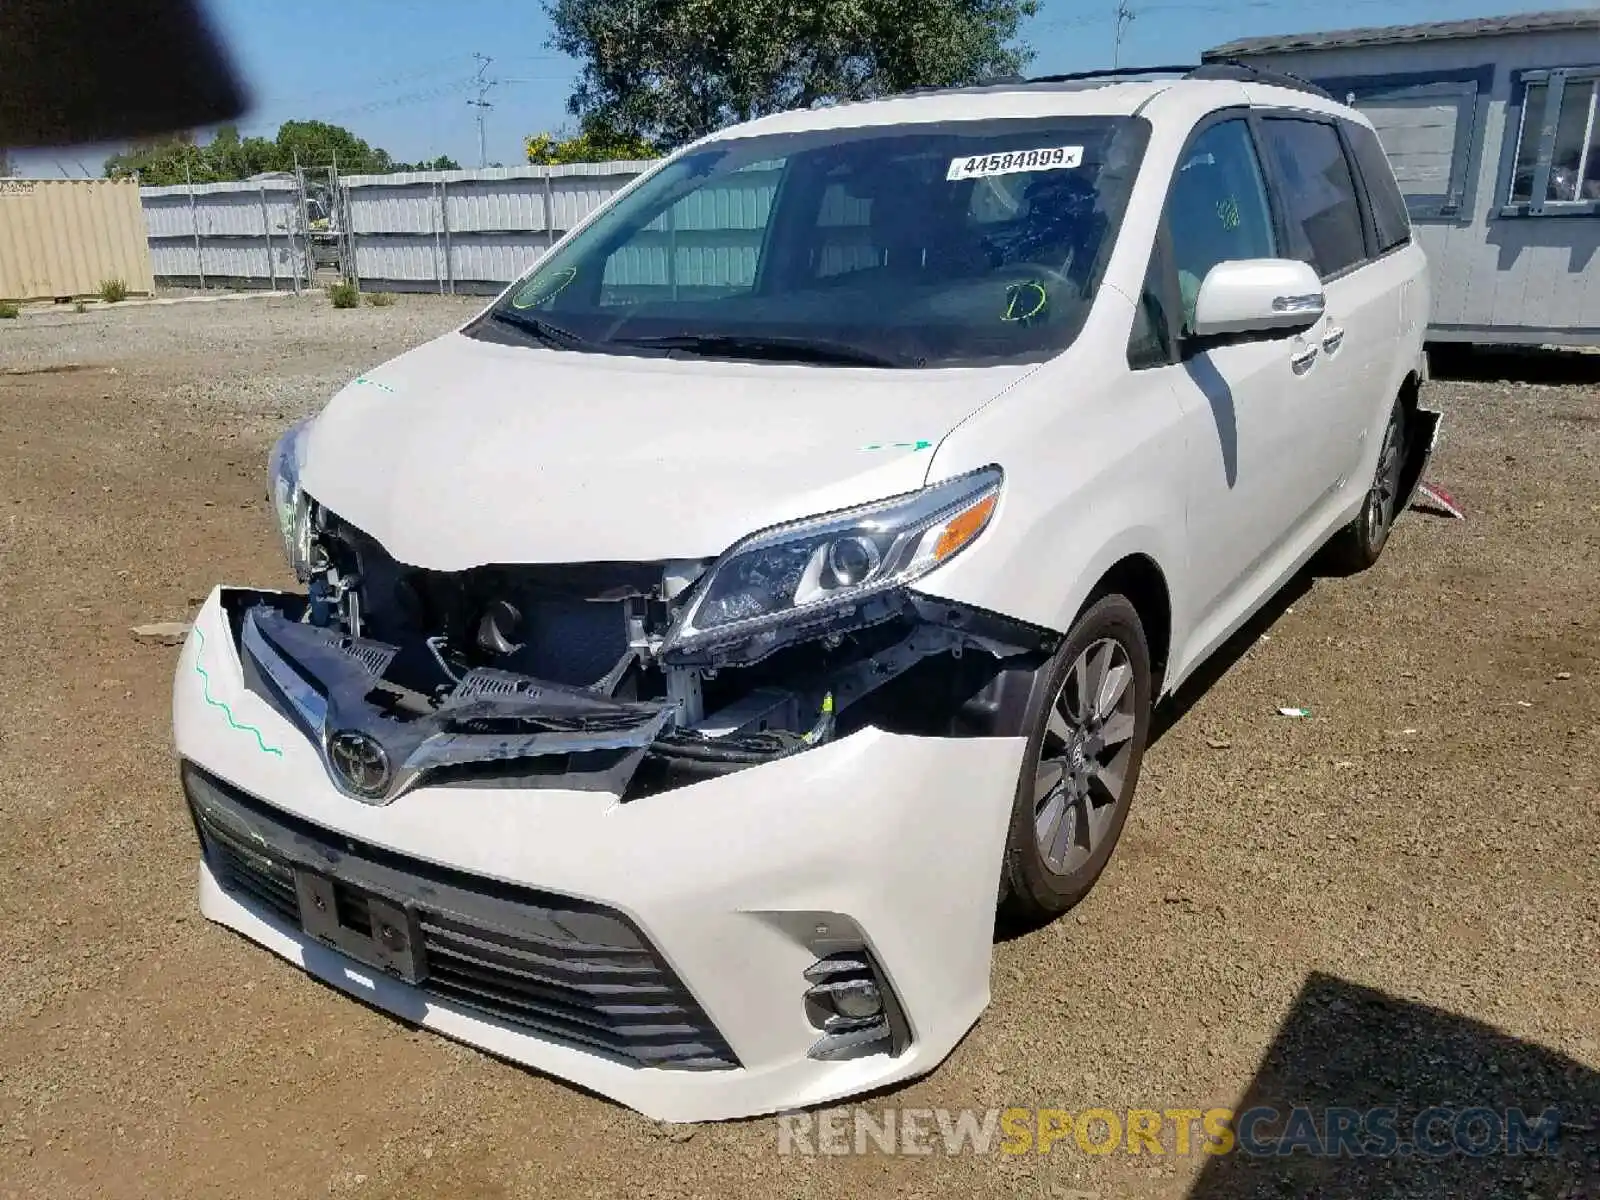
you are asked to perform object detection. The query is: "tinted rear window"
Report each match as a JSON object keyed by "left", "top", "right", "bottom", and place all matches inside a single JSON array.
[
  {"left": 1343, "top": 120, "right": 1412, "bottom": 254},
  {"left": 1259, "top": 118, "right": 1369, "bottom": 279}
]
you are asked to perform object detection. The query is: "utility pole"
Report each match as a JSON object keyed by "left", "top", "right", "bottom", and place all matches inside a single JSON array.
[
  {"left": 1113, "top": 0, "right": 1135, "bottom": 69},
  {"left": 467, "top": 53, "right": 498, "bottom": 169}
]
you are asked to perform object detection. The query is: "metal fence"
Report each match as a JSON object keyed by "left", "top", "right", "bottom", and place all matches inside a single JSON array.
[
  {"left": 138, "top": 162, "right": 654, "bottom": 295},
  {"left": 139, "top": 177, "right": 311, "bottom": 291},
  {"left": 338, "top": 161, "right": 653, "bottom": 294}
]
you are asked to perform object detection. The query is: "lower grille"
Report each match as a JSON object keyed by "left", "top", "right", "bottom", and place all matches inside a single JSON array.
[{"left": 184, "top": 762, "right": 737, "bottom": 1070}]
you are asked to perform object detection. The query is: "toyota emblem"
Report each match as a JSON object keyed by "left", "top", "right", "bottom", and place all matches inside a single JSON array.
[{"left": 327, "top": 730, "right": 392, "bottom": 800}]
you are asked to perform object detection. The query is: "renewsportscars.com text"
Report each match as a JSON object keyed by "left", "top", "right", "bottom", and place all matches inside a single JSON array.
[{"left": 775, "top": 1105, "right": 1564, "bottom": 1158}]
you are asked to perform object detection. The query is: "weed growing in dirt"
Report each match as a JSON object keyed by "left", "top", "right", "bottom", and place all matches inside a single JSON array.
[
  {"left": 0, "top": 300, "right": 18, "bottom": 319},
  {"left": 99, "top": 279, "right": 128, "bottom": 304},
  {"left": 366, "top": 292, "right": 396, "bottom": 308},
  {"left": 327, "top": 280, "right": 361, "bottom": 309},
  {"left": 74, "top": 301, "right": 89, "bottom": 314}
]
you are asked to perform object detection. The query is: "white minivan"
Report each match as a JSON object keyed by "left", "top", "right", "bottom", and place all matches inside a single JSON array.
[{"left": 174, "top": 65, "right": 1433, "bottom": 1122}]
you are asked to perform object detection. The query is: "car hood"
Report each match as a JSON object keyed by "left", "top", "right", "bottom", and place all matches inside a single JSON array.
[{"left": 300, "top": 331, "right": 1027, "bottom": 569}]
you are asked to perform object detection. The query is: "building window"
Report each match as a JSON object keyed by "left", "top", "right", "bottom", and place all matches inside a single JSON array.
[
  {"left": 1507, "top": 68, "right": 1600, "bottom": 214},
  {"left": 1315, "top": 70, "right": 1489, "bottom": 220}
]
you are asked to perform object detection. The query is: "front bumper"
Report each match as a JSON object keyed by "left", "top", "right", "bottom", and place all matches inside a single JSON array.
[{"left": 173, "top": 588, "right": 1027, "bottom": 1122}]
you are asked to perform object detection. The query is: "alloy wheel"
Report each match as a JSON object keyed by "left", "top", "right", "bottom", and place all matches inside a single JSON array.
[
  {"left": 1366, "top": 413, "right": 1404, "bottom": 550},
  {"left": 1033, "top": 637, "right": 1138, "bottom": 875}
]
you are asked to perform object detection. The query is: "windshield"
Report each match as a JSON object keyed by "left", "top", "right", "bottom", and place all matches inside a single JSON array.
[{"left": 469, "top": 116, "right": 1150, "bottom": 368}]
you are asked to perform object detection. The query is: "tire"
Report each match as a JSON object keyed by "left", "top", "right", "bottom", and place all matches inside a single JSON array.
[
  {"left": 1325, "top": 398, "right": 1408, "bottom": 574},
  {"left": 998, "top": 594, "right": 1153, "bottom": 925}
]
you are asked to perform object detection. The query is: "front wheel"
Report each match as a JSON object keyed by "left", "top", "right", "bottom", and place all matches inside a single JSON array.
[{"left": 999, "top": 594, "right": 1152, "bottom": 924}]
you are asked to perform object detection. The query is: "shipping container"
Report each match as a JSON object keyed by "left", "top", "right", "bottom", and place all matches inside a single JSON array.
[{"left": 0, "top": 177, "right": 154, "bottom": 301}]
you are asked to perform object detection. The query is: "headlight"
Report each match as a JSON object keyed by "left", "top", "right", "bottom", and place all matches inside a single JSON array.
[
  {"left": 662, "top": 467, "right": 1002, "bottom": 656},
  {"left": 267, "top": 418, "right": 314, "bottom": 581}
]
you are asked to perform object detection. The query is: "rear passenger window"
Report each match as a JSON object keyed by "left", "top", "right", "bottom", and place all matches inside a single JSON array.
[
  {"left": 1259, "top": 118, "right": 1369, "bottom": 279},
  {"left": 1344, "top": 120, "right": 1411, "bottom": 254}
]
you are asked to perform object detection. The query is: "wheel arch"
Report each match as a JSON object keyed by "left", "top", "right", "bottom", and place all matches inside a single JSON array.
[
  {"left": 1398, "top": 368, "right": 1422, "bottom": 417},
  {"left": 1076, "top": 553, "right": 1174, "bottom": 698}
]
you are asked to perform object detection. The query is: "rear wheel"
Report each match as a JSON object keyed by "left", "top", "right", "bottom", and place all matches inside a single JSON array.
[
  {"left": 1326, "top": 398, "right": 1407, "bottom": 573},
  {"left": 999, "top": 595, "right": 1152, "bottom": 924}
]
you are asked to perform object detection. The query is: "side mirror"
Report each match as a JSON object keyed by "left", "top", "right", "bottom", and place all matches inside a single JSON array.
[{"left": 1190, "top": 258, "right": 1325, "bottom": 338}]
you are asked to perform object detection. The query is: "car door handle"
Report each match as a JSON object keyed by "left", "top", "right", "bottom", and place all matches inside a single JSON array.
[
  {"left": 1322, "top": 326, "right": 1346, "bottom": 355},
  {"left": 1290, "top": 344, "right": 1319, "bottom": 375}
]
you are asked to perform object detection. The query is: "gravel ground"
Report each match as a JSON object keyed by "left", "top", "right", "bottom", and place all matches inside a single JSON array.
[{"left": 0, "top": 295, "right": 1596, "bottom": 1199}]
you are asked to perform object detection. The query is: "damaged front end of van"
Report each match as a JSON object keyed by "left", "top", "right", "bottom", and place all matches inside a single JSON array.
[{"left": 174, "top": 396, "right": 1054, "bottom": 1122}]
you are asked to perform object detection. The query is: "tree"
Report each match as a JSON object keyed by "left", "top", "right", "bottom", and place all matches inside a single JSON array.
[
  {"left": 545, "top": 0, "right": 1038, "bottom": 150},
  {"left": 103, "top": 120, "right": 421, "bottom": 184},
  {"left": 395, "top": 154, "right": 462, "bottom": 172},
  {"left": 273, "top": 120, "right": 394, "bottom": 174},
  {"left": 524, "top": 126, "right": 658, "bottom": 165}
]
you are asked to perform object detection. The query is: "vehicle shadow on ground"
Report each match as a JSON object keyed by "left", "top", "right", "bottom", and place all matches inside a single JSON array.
[
  {"left": 1428, "top": 344, "right": 1600, "bottom": 386},
  {"left": 1148, "top": 564, "right": 1316, "bottom": 748},
  {"left": 1186, "top": 971, "right": 1599, "bottom": 1198},
  {"left": 996, "top": 564, "right": 1319, "bottom": 944}
]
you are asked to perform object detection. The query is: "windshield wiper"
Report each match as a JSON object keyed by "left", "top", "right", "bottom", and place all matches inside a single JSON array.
[
  {"left": 485, "top": 308, "right": 595, "bottom": 351},
  {"left": 610, "top": 333, "right": 912, "bottom": 368}
]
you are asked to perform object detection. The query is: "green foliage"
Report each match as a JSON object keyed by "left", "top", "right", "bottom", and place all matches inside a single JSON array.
[
  {"left": 0, "top": 300, "right": 19, "bottom": 319},
  {"left": 274, "top": 120, "right": 394, "bottom": 175},
  {"left": 545, "top": 0, "right": 1038, "bottom": 149},
  {"left": 365, "top": 291, "right": 396, "bottom": 307},
  {"left": 98, "top": 279, "right": 128, "bottom": 304},
  {"left": 525, "top": 126, "right": 659, "bottom": 165},
  {"left": 326, "top": 280, "right": 361, "bottom": 309},
  {"left": 102, "top": 121, "right": 456, "bottom": 185},
  {"left": 395, "top": 155, "right": 463, "bottom": 172}
]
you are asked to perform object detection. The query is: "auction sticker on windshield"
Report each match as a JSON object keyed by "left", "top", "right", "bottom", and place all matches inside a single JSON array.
[{"left": 946, "top": 146, "right": 1084, "bottom": 181}]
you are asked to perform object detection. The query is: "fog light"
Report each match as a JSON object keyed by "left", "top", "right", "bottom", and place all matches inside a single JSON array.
[
  {"left": 831, "top": 979, "right": 883, "bottom": 1020},
  {"left": 803, "top": 948, "right": 909, "bottom": 1061}
]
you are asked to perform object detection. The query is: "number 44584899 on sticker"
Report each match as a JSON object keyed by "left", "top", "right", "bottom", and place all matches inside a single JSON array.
[{"left": 946, "top": 146, "right": 1084, "bottom": 181}]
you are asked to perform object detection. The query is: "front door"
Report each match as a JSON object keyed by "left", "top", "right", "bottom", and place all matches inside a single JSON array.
[{"left": 1156, "top": 116, "right": 1339, "bottom": 659}]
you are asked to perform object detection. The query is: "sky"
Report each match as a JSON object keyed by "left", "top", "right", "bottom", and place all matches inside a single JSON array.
[{"left": 11, "top": 0, "right": 1594, "bottom": 177}]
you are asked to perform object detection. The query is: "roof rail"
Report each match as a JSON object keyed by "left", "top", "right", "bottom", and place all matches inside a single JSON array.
[
  {"left": 1184, "top": 61, "right": 1333, "bottom": 101},
  {"left": 1023, "top": 65, "right": 1197, "bottom": 85},
  {"left": 890, "top": 60, "right": 1332, "bottom": 101}
]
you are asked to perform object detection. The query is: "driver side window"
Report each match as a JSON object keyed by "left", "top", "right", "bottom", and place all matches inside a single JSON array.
[{"left": 1166, "top": 119, "right": 1277, "bottom": 332}]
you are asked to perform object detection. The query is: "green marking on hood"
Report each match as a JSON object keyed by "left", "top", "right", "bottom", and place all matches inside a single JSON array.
[
  {"left": 352, "top": 375, "right": 395, "bottom": 393},
  {"left": 862, "top": 439, "right": 933, "bottom": 452},
  {"left": 193, "top": 627, "right": 283, "bottom": 757}
]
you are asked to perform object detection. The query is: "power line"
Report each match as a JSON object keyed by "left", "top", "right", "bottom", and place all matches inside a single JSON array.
[
  {"left": 233, "top": 78, "right": 477, "bottom": 136},
  {"left": 250, "top": 60, "right": 478, "bottom": 108}
]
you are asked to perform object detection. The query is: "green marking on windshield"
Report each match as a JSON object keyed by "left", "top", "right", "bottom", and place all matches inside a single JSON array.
[
  {"left": 194, "top": 627, "right": 283, "bottom": 757},
  {"left": 862, "top": 439, "right": 933, "bottom": 452},
  {"left": 511, "top": 267, "right": 578, "bottom": 309}
]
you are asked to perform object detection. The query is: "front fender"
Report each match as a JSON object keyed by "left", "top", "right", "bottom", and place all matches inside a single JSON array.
[{"left": 914, "top": 298, "right": 1191, "bottom": 672}]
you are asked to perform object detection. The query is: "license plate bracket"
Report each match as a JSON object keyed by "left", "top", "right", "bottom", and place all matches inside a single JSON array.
[{"left": 295, "top": 869, "right": 425, "bottom": 984}]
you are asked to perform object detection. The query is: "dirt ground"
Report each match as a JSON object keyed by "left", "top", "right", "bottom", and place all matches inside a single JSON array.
[{"left": 0, "top": 295, "right": 1596, "bottom": 1200}]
